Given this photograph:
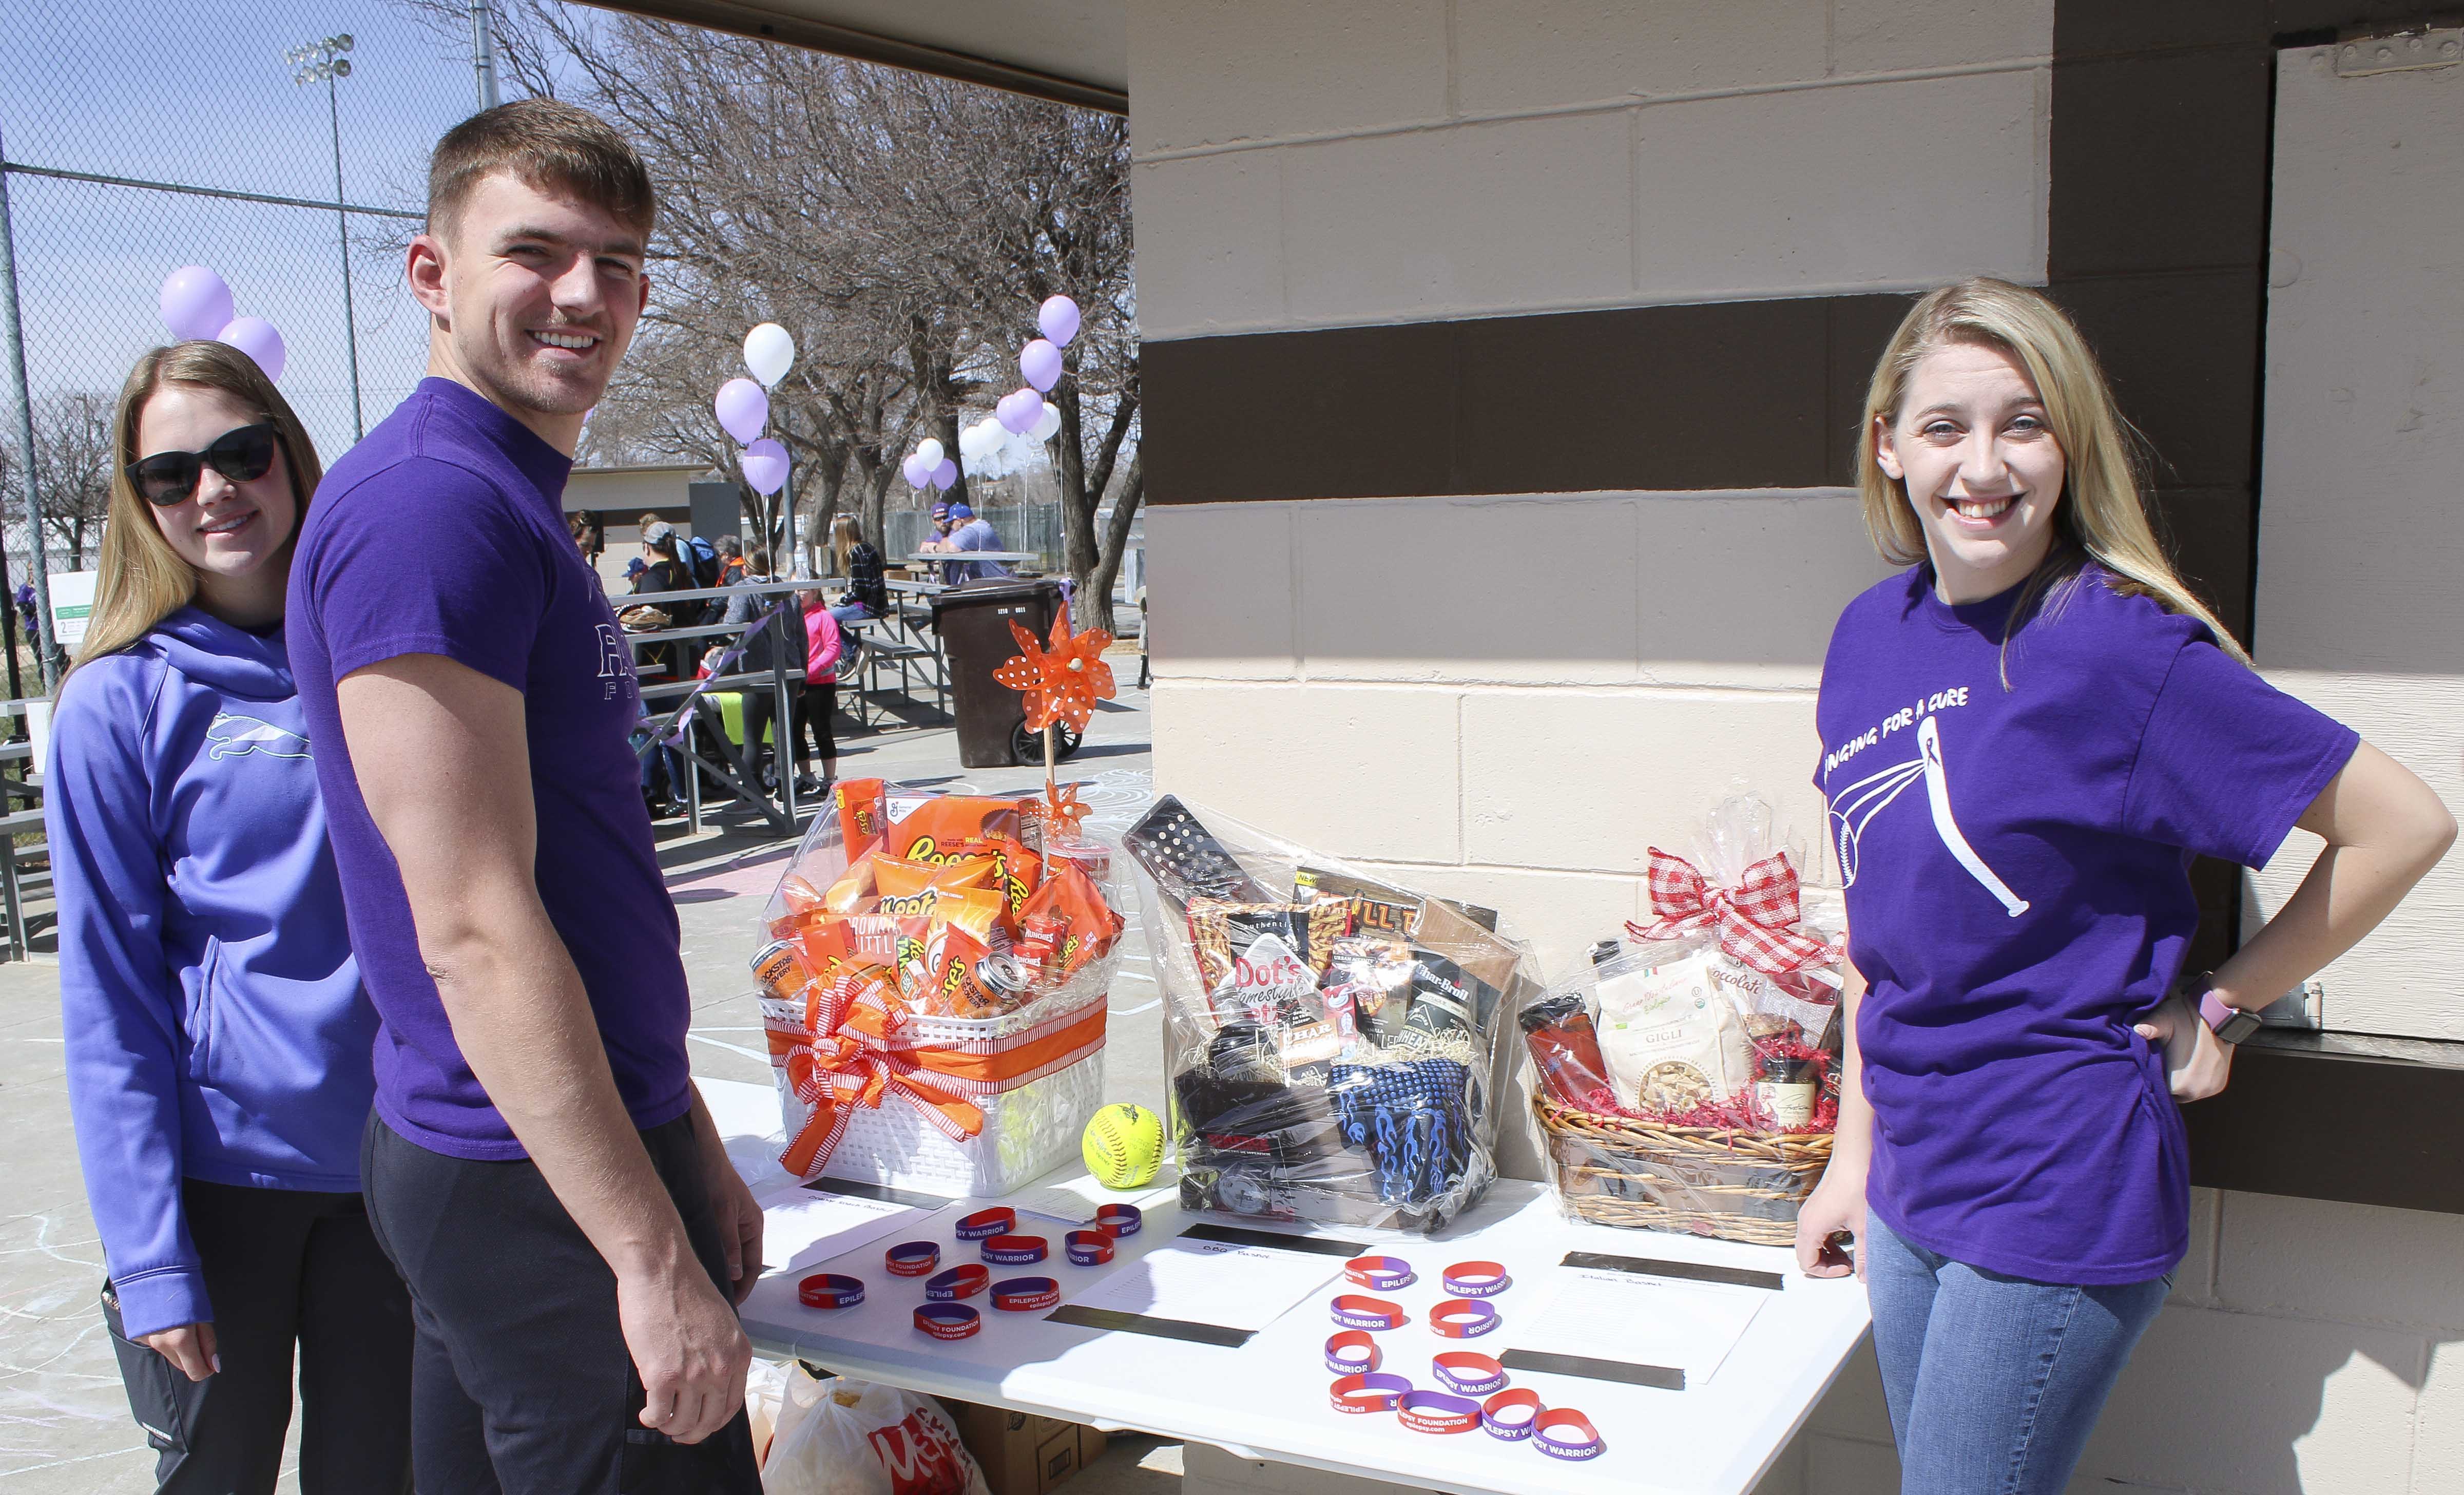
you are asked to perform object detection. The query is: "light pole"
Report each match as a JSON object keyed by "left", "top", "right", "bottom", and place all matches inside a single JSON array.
[
  {"left": 286, "top": 34, "right": 363, "bottom": 440},
  {"left": 471, "top": 2, "right": 503, "bottom": 111}
]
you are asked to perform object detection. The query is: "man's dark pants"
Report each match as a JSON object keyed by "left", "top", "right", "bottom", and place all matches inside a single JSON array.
[{"left": 361, "top": 1113, "right": 761, "bottom": 1495}]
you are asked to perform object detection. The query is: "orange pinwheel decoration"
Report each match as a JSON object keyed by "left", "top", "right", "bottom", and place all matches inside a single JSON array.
[
  {"left": 993, "top": 603, "right": 1114, "bottom": 733},
  {"left": 1036, "top": 780, "right": 1091, "bottom": 836}
]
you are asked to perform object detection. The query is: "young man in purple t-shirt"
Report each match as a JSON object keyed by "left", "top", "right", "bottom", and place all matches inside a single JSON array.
[{"left": 286, "top": 101, "right": 762, "bottom": 1491}]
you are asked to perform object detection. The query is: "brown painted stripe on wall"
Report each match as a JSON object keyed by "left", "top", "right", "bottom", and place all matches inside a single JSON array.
[{"left": 1142, "top": 294, "right": 1915, "bottom": 505}]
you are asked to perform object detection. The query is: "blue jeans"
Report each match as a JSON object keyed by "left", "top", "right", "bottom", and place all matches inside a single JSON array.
[{"left": 1864, "top": 1210, "right": 2169, "bottom": 1495}]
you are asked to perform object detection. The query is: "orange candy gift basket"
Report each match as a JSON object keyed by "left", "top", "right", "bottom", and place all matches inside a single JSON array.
[{"left": 750, "top": 778, "right": 1129, "bottom": 1197}]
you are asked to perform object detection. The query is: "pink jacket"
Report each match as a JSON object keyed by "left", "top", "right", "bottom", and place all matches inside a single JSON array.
[{"left": 804, "top": 603, "right": 842, "bottom": 684}]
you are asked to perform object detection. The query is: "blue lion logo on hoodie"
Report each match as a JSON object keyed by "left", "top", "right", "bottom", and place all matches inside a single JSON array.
[{"left": 205, "top": 713, "right": 312, "bottom": 761}]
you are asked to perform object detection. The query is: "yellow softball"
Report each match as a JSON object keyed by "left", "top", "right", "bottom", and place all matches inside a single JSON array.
[{"left": 1081, "top": 1103, "right": 1164, "bottom": 1190}]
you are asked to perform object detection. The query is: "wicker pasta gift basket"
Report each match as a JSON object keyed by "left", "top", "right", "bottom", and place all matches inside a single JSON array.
[
  {"left": 1524, "top": 792, "right": 1847, "bottom": 1247},
  {"left": 1533, "top": 1097, "right": 1834, "bottom": 1248}
]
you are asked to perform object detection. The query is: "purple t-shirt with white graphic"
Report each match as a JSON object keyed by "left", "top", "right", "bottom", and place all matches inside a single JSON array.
[
  {"left": 287, "top": 378, "right": 691, "bottom": 1160},
  {"left": 1814, "top": 565, "right": 2354, "bottom": 1283}
]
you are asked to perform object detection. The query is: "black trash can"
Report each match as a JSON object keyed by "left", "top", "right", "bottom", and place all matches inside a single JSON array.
[{"left": 930, "top": 579, "right": 1086, "bottom": 769}]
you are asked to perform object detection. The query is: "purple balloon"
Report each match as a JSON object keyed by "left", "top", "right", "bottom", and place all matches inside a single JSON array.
[
  {"left": 1018, "top": 338, "right": 1063, "bottom": 393},
  {"left": 930, "top": 458, "right": 957, "bottom": 491},
  {"left": 902, "top": 453, "right": 932, "bottom": 489},
  {"left": 715, "top": 377, "right": 769, "bottom": 444},
  {"left": 1037, "top": 295, "right": 1081, "bottom": 350},
  {"left": 216, "top": 317, "right": 286, "bottom": 382},
  {"left": 161, "top": 266, "right": 234, "bottom": 342},
  {"left": 996, "top": 388, "right": 1041, "bottom": 435},
  {"left": 741, "top": 438, "right": 788, "bottom": 496}
]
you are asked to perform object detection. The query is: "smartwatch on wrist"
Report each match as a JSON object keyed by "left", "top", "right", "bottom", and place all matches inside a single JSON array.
[{"left": 2186, "top": 972, "right": 2262, "bottom": 1044}]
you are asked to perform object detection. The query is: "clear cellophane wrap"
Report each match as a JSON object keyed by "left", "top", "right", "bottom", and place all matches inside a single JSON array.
[
  {"left": 751, "top": 779, "right": 1129, "bottom": 1197},
  {"left": 1125, "top": 796, "right": 1541, "bottom": 1234}
]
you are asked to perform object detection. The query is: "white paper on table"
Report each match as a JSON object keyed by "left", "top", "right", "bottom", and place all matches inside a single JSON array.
[
  {"left": 756, "top": 1179, "right": 936, "bottom": 1272},
  {"left": 1060, "top": 1238, "right": 1341, "bottom": 1333},
  {"left": 1010, "top": 1174, "right": 1177, "bottom": 1230},
  {"left": 1509, "top": 1267, "right": 1768, "bottom": 1386}
]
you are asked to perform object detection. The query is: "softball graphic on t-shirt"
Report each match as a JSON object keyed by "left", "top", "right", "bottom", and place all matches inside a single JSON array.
[{"left": 1825, "top": 713, "right": 2029, "bottom": 916}]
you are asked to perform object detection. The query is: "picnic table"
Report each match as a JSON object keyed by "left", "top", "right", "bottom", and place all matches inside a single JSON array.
[
  {"left": 906, "top": 551, "right": 1040, "bottom": 566},
  {"left": 707, "top": 1078, "right": 1869, "bottom": 1495}
]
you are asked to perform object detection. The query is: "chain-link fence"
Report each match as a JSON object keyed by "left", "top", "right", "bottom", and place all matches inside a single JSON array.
[
  {"left": 881, "top": 502, "right": 1066, "bottom": 572},
  {"left": 0, "top": 0, "right": 495, "bottom": 689}
]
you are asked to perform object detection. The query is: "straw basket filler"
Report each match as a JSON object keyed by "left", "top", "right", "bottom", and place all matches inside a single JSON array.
[{"left": 1534, "top": 1096, "right": 1833, "bottom": 1247}]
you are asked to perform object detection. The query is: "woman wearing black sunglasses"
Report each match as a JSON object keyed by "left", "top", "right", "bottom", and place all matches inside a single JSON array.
[{"left": 47, "top": 340, "right": 410, "bottom": 1492}]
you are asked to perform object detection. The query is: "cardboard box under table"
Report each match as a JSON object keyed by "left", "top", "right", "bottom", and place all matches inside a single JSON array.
[{"left": 713, "top": 1081, "right": 1871, "bottom": 1495}]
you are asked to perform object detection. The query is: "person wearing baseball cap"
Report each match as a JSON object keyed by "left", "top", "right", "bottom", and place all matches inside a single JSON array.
[
  {"left": 946, "top": 502, "right": 1013, "bottom": 586},
  {"left": 916, "top": 502, "right": 956, "bottom": 568}
]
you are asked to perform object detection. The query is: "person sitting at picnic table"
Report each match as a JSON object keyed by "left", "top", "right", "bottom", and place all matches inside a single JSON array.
[
  {"left": 918, "top": 501, "right": 954, "bottom": 547},
  {"left": 943, "top": 502, "right": 1014, "bottom": 585},
  {"left": 829, "top": 514, "right": 886, "bottom": 627}
]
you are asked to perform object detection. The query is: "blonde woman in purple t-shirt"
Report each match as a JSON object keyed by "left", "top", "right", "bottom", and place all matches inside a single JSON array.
[{"left": 1795, "top": 278, "right": 2451, "bottom": 1494}]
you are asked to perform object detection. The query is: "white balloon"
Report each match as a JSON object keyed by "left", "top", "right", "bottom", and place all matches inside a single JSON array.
[
  {"left": 957, "top": 422, "right": 990, "bottom": 457},
  {"left": 915, "top": 438, "right": 944, "bottom": 468},
  {"left": 1030, "top": 401, "right": 1063, "bottom": 442},
  {"left": 743, "top": 322, "right": 795, "bottom": 387}
]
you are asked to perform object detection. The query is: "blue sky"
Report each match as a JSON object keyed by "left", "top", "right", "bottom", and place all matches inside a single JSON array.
[{"left": 3, "top": 1, "right": 491, "bottom": 460}]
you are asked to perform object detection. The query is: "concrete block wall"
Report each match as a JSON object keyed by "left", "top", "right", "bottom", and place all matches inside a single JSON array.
[
  {"left": 1145, "top": 490, "right": 1897, "bottom": 981},
  {"left": 1126, "top": 3, "right": 2463, "bottom": 1492},
  {"left": 1128, "top": 0, "right": 2051, "bottom": 339}
]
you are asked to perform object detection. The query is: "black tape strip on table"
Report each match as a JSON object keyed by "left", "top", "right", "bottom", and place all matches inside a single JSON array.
[
  {"left": 1045, "top": 1305, "right": 1253, "bottom": 1348},
  {"left": 1498, "top": 1349, "right": 1686, "bottom": 1392},
  {"left": 1177, "top": 1223, "right": 1369, "bottom": 1258},
  {"left": 1560, "top": 1251, "right": 1786, "bottom": 1292},
  {"left": 801, "top": 1177, "right": 952, "bottom": 1212}
]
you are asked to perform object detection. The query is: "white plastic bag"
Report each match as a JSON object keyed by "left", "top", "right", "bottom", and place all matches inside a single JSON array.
[
  {"left": 763, "top": 1366, "right": 990, "bottom": 1495},
  {"left": 747, "top": 1358, "right": 793, "bottom": 1468}
]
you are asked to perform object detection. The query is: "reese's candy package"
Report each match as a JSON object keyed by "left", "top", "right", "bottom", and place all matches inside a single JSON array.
[
  {"left": 769, "top": 871, "right": 835, "bottom": 937},
  {"left": 794, "top": 918, "right": 854, "bottom": 984},
  {"left": 931, "top": 835, "right": 1042, "bottom": 917},
  {"left": 834, "top": 778, "right": 888, "bottom": 862},
  {"left": 1019, "top": 861, "right": 1120, "bottom": 981},
  {"left": 873, "top": 855, "right": 999, "bottom": 916},
  {"left": 928, "top": 885, "right": 1007, "bottom": 945},
  {"left": 920, "top": 922, "right": 1002, "bottom": 1018},
  {"left": 879, "top": 795, "right": 1030, "bottom": 865},
  {"left": 822, "top": 859, "right": 878, "bottom": 915}
]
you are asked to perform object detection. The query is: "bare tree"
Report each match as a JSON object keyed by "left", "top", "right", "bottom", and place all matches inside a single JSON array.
[
  {"left": 391, "top": 1, "right": 1142, "bottom": 626},
  {"left": 1, "top": 393, "right": 117, "bottom": 572}
]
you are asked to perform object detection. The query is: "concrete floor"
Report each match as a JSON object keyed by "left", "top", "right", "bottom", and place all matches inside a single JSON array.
[{"left": 0, "top": 676, "right": 1180, "bottom": 1493}]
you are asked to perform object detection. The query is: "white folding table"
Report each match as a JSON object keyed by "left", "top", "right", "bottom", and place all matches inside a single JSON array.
[{"left": 708, "top": 1080, "right": 1868, "bottom": 1495}]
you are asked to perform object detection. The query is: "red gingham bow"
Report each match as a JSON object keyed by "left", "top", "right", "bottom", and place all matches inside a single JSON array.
[{"left": 1627, "top": 847, "right": 1837, "bottom": 977}]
